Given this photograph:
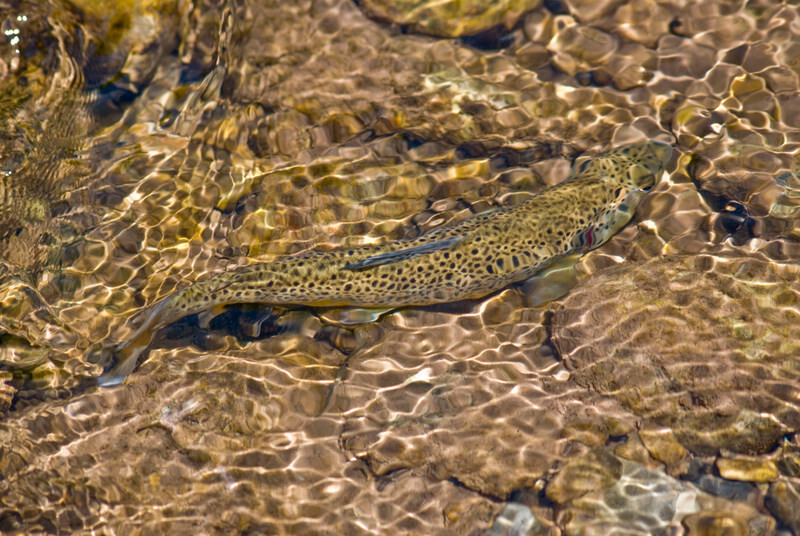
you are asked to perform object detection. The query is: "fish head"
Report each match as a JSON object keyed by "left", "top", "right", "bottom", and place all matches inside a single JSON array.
[
  {"left": 572, "top": 141, "right": 673, "bottom": 249},
  {"left": 574, "top": 141, "right": 672, "bottom": 192},
  {"left": 616, "top": 140, "right": 673, "bottom": 192}
]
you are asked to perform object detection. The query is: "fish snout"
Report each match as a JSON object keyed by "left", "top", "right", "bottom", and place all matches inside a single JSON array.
[
  {"left": 627, "top": 141, "right": 672, "bottom": 190},
  {"left": 649, "top": 141, "right": 673, "bottom": 167}
]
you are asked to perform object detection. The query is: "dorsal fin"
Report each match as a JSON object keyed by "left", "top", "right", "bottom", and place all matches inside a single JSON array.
[{"left": 342, "top": 236, "right": 462, "bottom": 271}]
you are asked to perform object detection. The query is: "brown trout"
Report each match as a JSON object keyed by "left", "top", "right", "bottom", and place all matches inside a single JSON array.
[{"left": 98, "top": 141, "right": 672, "bottom": 386}]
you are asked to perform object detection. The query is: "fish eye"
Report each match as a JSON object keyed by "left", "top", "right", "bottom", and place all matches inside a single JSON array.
[{"left": 640, "top": 184, "right": 652, "bottom": 191}]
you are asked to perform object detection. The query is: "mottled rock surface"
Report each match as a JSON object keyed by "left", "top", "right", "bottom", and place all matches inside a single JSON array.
[
  {"left": 556, "top": 457, "right": 776, "bottom": 535},
  {"left": 554, "top": 253, "right": 800, "bottom": 455}
]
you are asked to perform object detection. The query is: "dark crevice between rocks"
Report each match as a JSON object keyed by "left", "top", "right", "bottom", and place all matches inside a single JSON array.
[
  {"left": 681, "top": 456, "right": 760, "bottom": 503},
  {"left": 447, "top": 477, "right": 507, "bottom": 503},
  {"left": 319, "top": 340, "right": 358, "bottom": 417},
  {"left": 509, "top": 484, "right": 555, "bottom": 511},
  {"left": 7, "top": 372, "right": 100, "bottom": 415},
  {"left": 686, "top": 153, "right": 759, "bottom": 245},
  {"left": 341, "top": 450, "right": 414, "bottom": 489},
  {"left": 0, "top": 510, "right": 23, "bottom": 533},
  {"left": 543, "top": 0, "right": 569, "bottom": 15},
  {"left": 452, "top": 140, "right": 572, "bottom": 166},
  {"left": 669, "top": 17, "right": 690, "bottom": 37},
  {"left": 460, "top": 25, "right": 518, "bottom": 51},
  {"left": 541, "top": 310, "right": 562, "bottom": 365},
  {"left": 574, "top": 69, "right": 613, "bottom": 88}
]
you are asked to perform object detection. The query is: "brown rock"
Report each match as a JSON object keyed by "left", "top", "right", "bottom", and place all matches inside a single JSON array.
[
  {"left": 716, "top": 457, "right": 779, "bottom": 483},
  {"left": 639, "top": 427, "right": 689, "bottom": 465},
  {"left": 545, "top": 448, "right": 622, "bottom": 504},
  {"left": 548, "top": 20, "right": 618, "bottom": 75},
  {"left": 613, "top": 0, "right": 672, "bottom": 47},
  {"left": 765, "top": 479, "right": 800, "bottom": 534},
  {"left": 682, "top": 511, "right": 749, "bottom": 536},
  {"left": 614, "top": 432, "right": 657, "bottom": 466},
  {"left": 561, "top": 457, "right": 776, "bottom": 535},
  {"left": 553, "top": 254, "right": 800, "bottom": 456},
  {"left": 639, "top": 427, "right": 690, "bottom": 474},
  {"left": 485, "top": 503, "right": 549, "bottom": 536}
]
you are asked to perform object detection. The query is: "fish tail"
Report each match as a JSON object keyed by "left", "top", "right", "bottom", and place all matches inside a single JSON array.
[
  {"left": 96, "top": 272, "right": 252, "bottom": 386},
  {"left": 96, "top": 330, "right": 153, "bottom": 387},
  {"left": 96, "top": 289, "right": 184, "bottom": 386}
]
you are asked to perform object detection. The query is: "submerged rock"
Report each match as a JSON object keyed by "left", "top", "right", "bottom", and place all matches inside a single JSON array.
[
  {"left": 545, "top": 447, "right": 622, "bottom": 503},
  {"left": 553, "top": 253, "right": 800, "bottom": 456},
  {"left": 682, "top": 511, "right": 757, "bottom": 536},
  {"left": 484, "top": 503, "right": 548, "bottom": 536},
  {"left": 638, "top": 426, "right": 690, "bottom": 473},
  {"left": 716, "top": 457, "right": 779, "bottom": 483},
  {"left": 556, "top": 456, "right": 776, "bottom": 535},
  {"left": 338, "top": 307, "right": 568, "bottom": 498},
  {"left": 765, "top": 479, "right": 800, "bottom": 534}
]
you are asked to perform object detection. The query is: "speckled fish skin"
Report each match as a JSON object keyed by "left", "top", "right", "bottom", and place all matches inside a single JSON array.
[{"left": 99, "top": 141, "right": 672, "bottom": 386}]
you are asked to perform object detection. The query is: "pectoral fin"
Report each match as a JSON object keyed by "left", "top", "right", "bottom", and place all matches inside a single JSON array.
[
  {"left": 519, "top": 253, "right": 580, "bottom": 307},
  {"left": 319, "top": 306, "right": 395, "bottom": 325},
  {"left": 342, "top": 236, "right": 462, "bottom": 271}
]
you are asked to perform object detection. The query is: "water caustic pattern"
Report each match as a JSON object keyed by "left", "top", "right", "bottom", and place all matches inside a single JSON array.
[{"left": 2, "top": 0, "right": 800, "bottom": 534}]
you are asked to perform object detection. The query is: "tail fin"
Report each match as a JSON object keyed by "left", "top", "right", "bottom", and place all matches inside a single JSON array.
[
  {"left": 96, "top": 334, "right": 152, "bottom": 387},
  {"left": 96, "top": 294, "right": 174, "bottom": 386}
]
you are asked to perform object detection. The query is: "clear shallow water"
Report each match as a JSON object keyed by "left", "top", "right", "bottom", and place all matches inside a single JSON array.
[{"left": 1, "top": 0, "right": 800, "bottom": 534}]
